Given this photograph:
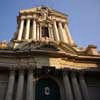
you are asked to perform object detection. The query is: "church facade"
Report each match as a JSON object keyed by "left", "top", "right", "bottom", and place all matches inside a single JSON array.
[{"left": 0, "top": 6, "right": 100, "bottom": 100}]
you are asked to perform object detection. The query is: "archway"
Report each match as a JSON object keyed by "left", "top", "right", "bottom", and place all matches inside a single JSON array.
[{"left": 35, "top": 77, "right": 61, "bottom": 100}]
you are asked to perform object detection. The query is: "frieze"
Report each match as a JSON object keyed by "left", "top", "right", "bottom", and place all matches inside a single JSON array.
[
  {"left": 49, "top": 58, "right": 98, "bottom": 69},
  {"left": 0, "top": 56, "right": 99, "bottom": 70}
]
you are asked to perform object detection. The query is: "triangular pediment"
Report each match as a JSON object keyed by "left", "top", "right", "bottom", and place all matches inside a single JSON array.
[
  {"left": 15, "top": 41, "right": 77, "bottom": 55},
  {"left": 20, "top": 6, "right": 68, "bottom": 18}
]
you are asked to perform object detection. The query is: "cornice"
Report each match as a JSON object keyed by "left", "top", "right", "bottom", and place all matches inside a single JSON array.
[{"left": 0, "top": 49, "right": 100, "bottom": 63}]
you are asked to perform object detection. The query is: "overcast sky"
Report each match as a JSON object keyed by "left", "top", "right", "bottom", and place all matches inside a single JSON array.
[{"left": 0, "top": 0, "right": 100, "bottom": 50}]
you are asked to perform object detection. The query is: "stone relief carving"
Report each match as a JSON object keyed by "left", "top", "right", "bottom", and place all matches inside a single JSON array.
[{"left": 38, "top": 7, "right": 49, "bottom": 21}]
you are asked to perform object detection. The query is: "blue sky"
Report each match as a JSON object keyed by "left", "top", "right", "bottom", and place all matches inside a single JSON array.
[{"left": 0, "top": 0, "right": 100, "bottom": 50}]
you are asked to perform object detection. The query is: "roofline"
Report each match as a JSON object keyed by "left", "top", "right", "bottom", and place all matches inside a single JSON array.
[{"left": 19, "top": 5, "right": 68, "bottom": 17}]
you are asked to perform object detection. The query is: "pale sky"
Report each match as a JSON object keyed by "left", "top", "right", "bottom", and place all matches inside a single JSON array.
[{"left": 0, "top": 0, "right": 100, "bottom": 50}]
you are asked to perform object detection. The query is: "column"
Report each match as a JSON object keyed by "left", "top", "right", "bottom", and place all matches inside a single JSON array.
[
  {"left": 39, "top": 25, "right": 42, "bottom": 40},
  {"left": 25, "top": 19, "right": 30, "bottom": 40},
  {"left": 17, "top": 19, "right": 24, "bottom": 40},
  {"left": 32, "top": 19, "right": 36, "bottom": 40},
  {"left": 26, "top": 70, "right": 35, "bottom": 100},
  {"left": 71, "top": 72, "right": 82, "bottom": 100},
  {"left": 62, "top": 23, "right": 69, "bottom": 43},
  {"left": 48, "top": 24, "right": 52, "bottom": 40},
  {"left": 58, "top": 22, "right": 65, "bottom": 42},
  {"left": 5, "top": 70, "right": 15, "bottom": 100},
  {"left": 15, "top": 70, "right": 24, "bottom": 100},
  {"left": 50, "top": 25, "right": 54, "bottom": 40},
  {"left": 79, "top": 73, "right": 90, "bottom": 100},
  {"left": 36, "top": 24, "right": 40, "bottom": 40},
  {"left": 53, "top": 21, "right": 60, "bottom": 41},
  {"left": 64, "top": 23, "right": 74, "bottom": 45},
  {"left": 63, "top": 72, "right": 73, "bottom": 100}
]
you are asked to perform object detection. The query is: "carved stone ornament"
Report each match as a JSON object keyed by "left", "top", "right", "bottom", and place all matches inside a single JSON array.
[
  {"left": 38, "top": 7, "right": 49, "bottom": 21},
  {"left": 44, "top": 87, "right": 50, "bottom": 95}
]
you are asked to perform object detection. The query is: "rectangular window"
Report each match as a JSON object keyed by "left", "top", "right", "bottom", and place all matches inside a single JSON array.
[{"left": 42, "top": 27, "right": 49, "bottom": 37}]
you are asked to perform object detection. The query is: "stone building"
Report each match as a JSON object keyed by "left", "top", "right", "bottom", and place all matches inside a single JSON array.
[{"left": 0, "top": 6, "right": 100, "bottom": 100}]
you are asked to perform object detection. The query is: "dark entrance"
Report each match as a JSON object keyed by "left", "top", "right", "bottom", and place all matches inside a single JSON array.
[
  {"left": 42, "top": 27, "right": 49, "bottom": 38},
  {"left": 35, "top": 77, "right": 61, "bottom": 100}
]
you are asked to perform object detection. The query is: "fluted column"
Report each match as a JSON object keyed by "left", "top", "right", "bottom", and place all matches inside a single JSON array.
[
  {"left": 79, "top": 73, "right": 90, "bottom": 100},
  {"left": 25, "top": 19, "right": 30, "bottom": 40},
  {"left": 63, "top": 72, "right": 73, "bottom": 100},
  {"left": 36, "top": 24, "right": 40, "bottom": 40},
  {"left": 71, "top": 72, "right": 82, "bottom": 100},
  {"left": 64, "top": 23, "right": 74, "bottom": 45},
  {"left": 53, "top": 21, "right": 60, "bottom": 41},
  {"left": 26, "top": 70, "right": 35, "bottom": 100},
  {"left": 32, "top": 19, "right": 36, "bottom": 40},
  {"left": 5, "top": 70, "right": 15, "bottom": 100},
  {"left": 15, "top": 70, "right": 24, "bottom": 100},
  {"left": 17, "top": 19, "right": 24, "bottom": 40}
]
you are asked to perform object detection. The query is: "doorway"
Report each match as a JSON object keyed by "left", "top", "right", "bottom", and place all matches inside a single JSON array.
[{"left": 35, "top": 77, "right": 61, "bottom": 100}]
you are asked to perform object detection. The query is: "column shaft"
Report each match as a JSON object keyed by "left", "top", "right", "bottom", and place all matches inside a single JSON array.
[
  {"left": 36, "top": 24, "right": 40, "bottom": 40},
  {"left": 71, "top": 73, "right": 82, "bottom": 100},
  {"left": 48, "top": 24, "right": 53, "bottom": 40},
  {"left": 50, "top": 26, "right": 54, "bottom": 40},
  {"left": 5, "top": 71, "right": 15, "bottom": 100},
  {"left": 79, "top": 74, "right": 90, "bottom": 100},
  {"left": 17, "top": 19, "right": 24, "bottom": 40},
  {"left": 15, "top": 71, "right": 24, "bottom": 100},
  {"left": 53, "top": 21, "right": 60, "bottom": 41},
  {"left": 32, "top": 19, "right": 36, "bottom": 40},
  {"left": 62, "top": 28, "right": 69, "bottom": 44},
  {"left": 25, "top": 19, "right": 30, "bottom": 40},
  {"left": 26, "top": 70, "right": 35, "bottom": 100},
  {"left": 63, "top": 72, "right": 73, "bottom": 100},
  {"left": 64, "top": 24, "right": 74, "bottom": 45},
  {"left": 58, "top": 22, "right": 65, "bottom": 42},
  {"left": 39, "top": 25, "right": 42, "bottom": 40}
]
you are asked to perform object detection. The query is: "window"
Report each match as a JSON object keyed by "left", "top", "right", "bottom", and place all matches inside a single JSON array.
[{"left": 42, "top": 27, "right": 49, "bottom": 37}]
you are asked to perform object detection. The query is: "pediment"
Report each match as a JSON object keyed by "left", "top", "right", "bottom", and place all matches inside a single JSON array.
[
  {"left": 15, "top": 41, "right": 77, "bottom": 55},
  {"left": 20, "top": 6, "right": 67, "bottom": 18}
]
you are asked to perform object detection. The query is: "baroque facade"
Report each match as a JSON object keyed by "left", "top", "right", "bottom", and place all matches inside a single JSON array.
[{"left": 0, "top": 6, "right": 100, "bottom": 100}]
